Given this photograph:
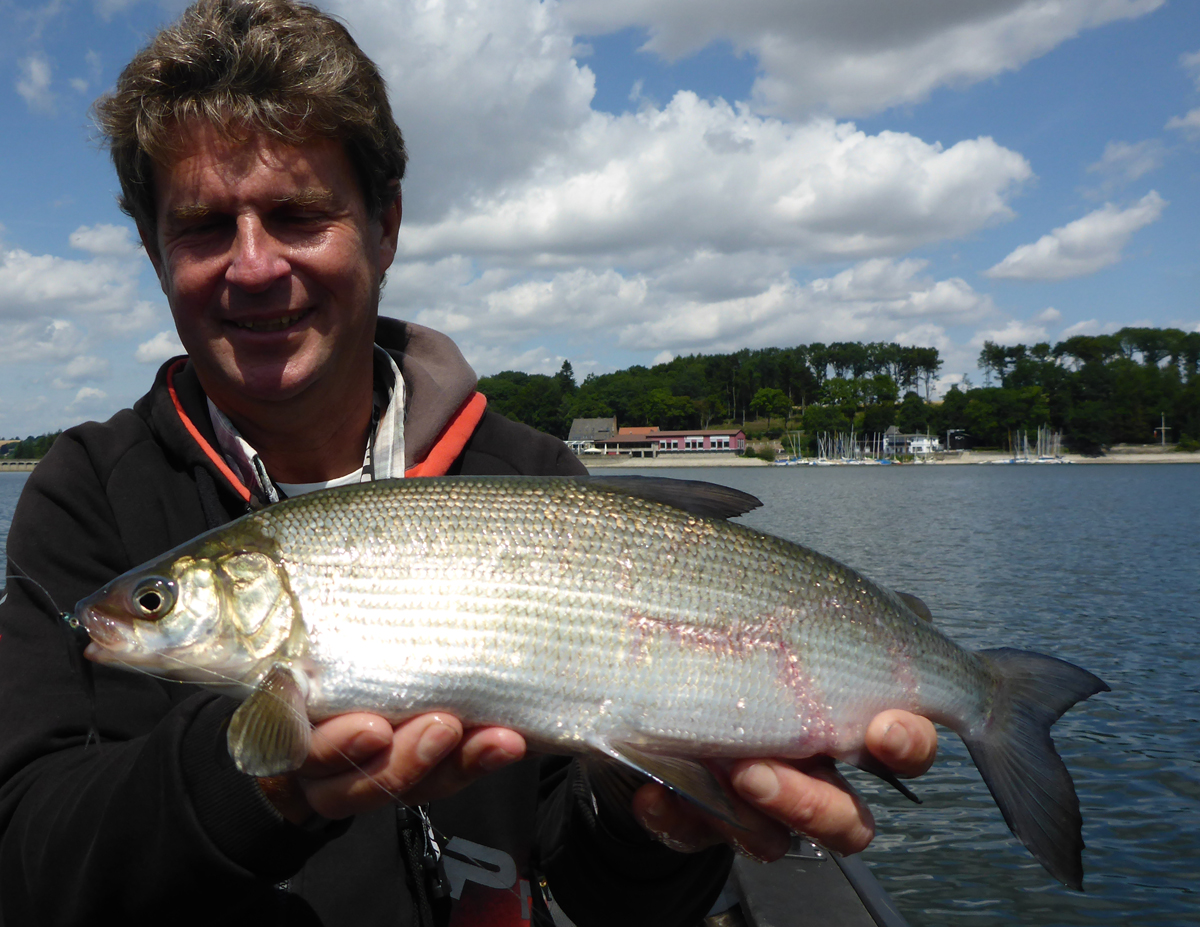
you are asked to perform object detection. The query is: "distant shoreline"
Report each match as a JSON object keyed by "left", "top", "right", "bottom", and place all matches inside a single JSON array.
[{"left": 582, "top": 447, "right": 1200, "bottom": 467}]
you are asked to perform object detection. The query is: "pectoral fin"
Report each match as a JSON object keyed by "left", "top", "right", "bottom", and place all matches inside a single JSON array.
[
  {"left": 227, "top": 663, "right": 311, "bottom": 777},
  {"left": 593, "top": 739, "right": 748, "bottom": 830}
]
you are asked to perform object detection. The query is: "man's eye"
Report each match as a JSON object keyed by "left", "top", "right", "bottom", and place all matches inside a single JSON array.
[
  {"left": 179, "top": 218, "right": 227, "bottom": 236},
  {"left": 281, "top": 211, "right": 325, "bottom": 225}
]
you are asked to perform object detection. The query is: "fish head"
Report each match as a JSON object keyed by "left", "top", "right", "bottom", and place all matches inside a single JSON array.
[{"left": 75, "top": 534, "right": 298, "bottom": 688}]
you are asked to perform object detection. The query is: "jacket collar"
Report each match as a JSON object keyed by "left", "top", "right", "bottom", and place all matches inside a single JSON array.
[{"left": 137, "top": 317, "right": 487, "bottom": 507}]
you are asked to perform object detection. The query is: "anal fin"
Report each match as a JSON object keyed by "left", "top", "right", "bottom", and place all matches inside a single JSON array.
[
  {"left": 597, "top": 740, "right": 750, "bottom": 830},
  {"left": 838, "top": 747, "right": 922, "bottom": 804},
  {"left": 227, "top": 663, "right": 311, "bottom": 777}
]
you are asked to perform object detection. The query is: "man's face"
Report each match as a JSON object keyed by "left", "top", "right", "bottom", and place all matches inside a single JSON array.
[{"left": 144, "top": 123, "right": 400, "bottom": 415}]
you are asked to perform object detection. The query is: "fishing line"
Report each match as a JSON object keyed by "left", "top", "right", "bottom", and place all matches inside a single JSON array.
[
  {"left": 7, "top": 569, "right": 510, "bottom": 892},
  {"left": 143, "top": 651, "right": 527, "bottom": 899},
  {"left": 152, "top": 651, "right": 416, "bottom": 807},
  {"left": 5, "top": 556, "right": 67, "bottom": 618},
  {"left": 6, "top": 556, "right": 102, "bottom": 751}
]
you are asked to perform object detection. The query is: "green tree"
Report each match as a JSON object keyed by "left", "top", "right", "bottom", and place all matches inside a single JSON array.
[
  {"left": 8, "top": 431, "right": 62, "bottom": 459},
  {"left": 861, "top": 403, "right": 895, "bottom": 434},
  {"left": 802, "top": 404, "right": 851, "bottom": 435},
  {"left": 749, "top": 387, "right": 791, "bottom": 430},
  {"left": 555, "top": 360, "right": 577, "bottom": 394},
  {"left": 896, "top": 392, "right": 930, "bottom": 434}
]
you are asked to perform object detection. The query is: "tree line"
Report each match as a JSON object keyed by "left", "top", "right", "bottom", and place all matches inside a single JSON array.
[
  {"left": 967, "top": 328, "right": 1200, "bottom": 452},
  {"left": 479, "top": 342, "right": 941, "bottom": 440},
  {"left": 1, "top": 432, "right": 61, "bottom": 460},
  {"left": 479, "top": 327, "right": 1200, "bottom": 453}
]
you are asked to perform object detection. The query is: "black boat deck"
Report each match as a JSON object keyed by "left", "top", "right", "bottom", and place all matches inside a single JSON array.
[{"left": 710, "top": 839, "right": 910, "bottom": 927}]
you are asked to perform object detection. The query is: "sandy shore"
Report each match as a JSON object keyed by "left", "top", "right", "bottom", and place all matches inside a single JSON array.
[
  {"left": 939, "top": 448, "right": 1200, "bottom": 465},
  {"left": 582, "top": 447, "right": 1200, "bottom": 467}
]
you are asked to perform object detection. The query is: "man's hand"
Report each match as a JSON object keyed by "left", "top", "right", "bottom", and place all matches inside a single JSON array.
[
  {"left": 260, "top": 712, "right": 527, "bottom": 824},
  {"left": 630, "top": 709, "right": 938, "bottom": 860}
]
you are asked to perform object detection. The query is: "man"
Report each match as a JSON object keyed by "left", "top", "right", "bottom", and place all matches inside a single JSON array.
[{"left": 0, "top": 1, "right": 936, "bottom": 924}]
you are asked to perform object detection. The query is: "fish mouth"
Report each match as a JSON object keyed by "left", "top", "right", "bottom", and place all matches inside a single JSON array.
[{"left": 76, "top": 606, "right": 134, "bottom": 652}]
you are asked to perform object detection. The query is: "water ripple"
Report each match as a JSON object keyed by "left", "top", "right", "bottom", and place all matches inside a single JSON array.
[{"left": 619, "top": 464, "right": 1200, "bottom": 926}]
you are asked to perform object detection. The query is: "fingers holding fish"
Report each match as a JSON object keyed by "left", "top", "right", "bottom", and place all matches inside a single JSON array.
[
  {"left": 285, "top": 713, "right": 527, "bottom": 819},
  {"left": 865, "top": 710, "right": 938, "bottom": 779},
  {"left": 397, "top": 723, "right": 527, "bottom": 803},
  {"left": 300, "top": 712, "right": 395, "bottom": 777},
  {"left": 729, "top": 757, "right": 876, "bottom": 857},
  {"left": 630, "top": 755, "right": 876, "bottom": 860}
]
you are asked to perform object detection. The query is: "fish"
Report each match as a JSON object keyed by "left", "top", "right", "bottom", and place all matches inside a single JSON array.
[{"left": 75, "top": 475, "right": 1108, "bottom": 889}]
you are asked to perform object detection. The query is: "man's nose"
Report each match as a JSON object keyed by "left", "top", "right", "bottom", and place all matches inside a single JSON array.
[{"left": 226, "top": 216, "right": 289, "bottom": 291}]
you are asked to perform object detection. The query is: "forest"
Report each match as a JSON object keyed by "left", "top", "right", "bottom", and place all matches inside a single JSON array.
[
  {"left": 0, "top": 432, "right": 62, "bottom": 460},
  {"left": 478, "top": 327, "right": 1200, "bottom": 453}
]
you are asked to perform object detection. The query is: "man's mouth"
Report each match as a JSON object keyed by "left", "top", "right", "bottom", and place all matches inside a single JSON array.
[{"left": 231, "top": 311, "right": 307, "bottom": 333}]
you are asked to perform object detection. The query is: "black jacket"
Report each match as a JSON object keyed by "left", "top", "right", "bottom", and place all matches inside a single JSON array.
[{"left": 0, "top": 319, "right": 731, "bottom": 927}]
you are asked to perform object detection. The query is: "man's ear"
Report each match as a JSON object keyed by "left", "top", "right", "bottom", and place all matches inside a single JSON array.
[
  {"left": 138, "top": 224, "right": 168, "bottom": 294},
  {"left": 377, "top": 187, "right": 402, "bottom": 274}
]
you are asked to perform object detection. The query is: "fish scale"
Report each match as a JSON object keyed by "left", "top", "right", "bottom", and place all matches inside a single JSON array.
[
  {"left": 77, "top": 475, "right": 1109, "bottom": 888},
  {"left": 222, "top": 478, "right": 969, "bottom": 754}
]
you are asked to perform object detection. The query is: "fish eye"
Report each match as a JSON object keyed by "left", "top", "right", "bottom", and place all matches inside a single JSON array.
[{"left": 131, "top": 577, "right": 176, "bottom": 618}]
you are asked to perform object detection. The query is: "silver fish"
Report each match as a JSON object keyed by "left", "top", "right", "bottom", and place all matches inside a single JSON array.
[{"left": 76, "top": 476, "right": 1108, "bottom": 888}]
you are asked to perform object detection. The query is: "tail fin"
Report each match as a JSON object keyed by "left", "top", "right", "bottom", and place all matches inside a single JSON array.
[{"left": 964, "top": 648, "right": 1109, "bottom": 890}]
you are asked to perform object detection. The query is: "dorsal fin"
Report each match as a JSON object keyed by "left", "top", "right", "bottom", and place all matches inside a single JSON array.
[
  {"left": 896, "top": 591, "right": 934, "bottom": 622},
  {"left": 583, "top": 476, "right": 762, "bottom": 520}
]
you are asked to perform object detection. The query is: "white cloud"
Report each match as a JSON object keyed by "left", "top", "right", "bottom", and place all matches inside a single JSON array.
[
  {"left": 971, "top": 319, "right": 1049, "bottom": 348},
  {"left": 1086, "top": 139, "right": 1164, "bottom": 194},
  {"left": 135, "top": 330, "right": 185, "bottom": 364},
  {"left": 1181, "top": 48, "right": 1200, "bottom": 90},
  {"left": 464, "top": 344, "right": 574, "bottom": 378},
  {"left": 558, "top": 0, "right": 1163, "bottom": 118},
  {"left": 16, "top": 54, "right": 55, "bottom": 113},
  {"left": 615, "top": 258, "right": 993, "bottom": 354},
  {"left": 68, "top": 224, "right": 142, "bottom": 258},
  {"left": 1059, "top": 318, "right": 1105, "bottom": 339},
  {"left": 1165, "top": 108, "right": 1200, "bottom": 136},
  {"left": 393, "top": 256, "right": 994, "bottom": 371},
  {"left": 325, "top": 0, "right": 1038, "bottom": 381},
  {"left": 984, "top": 191, "right": 1166, "bottom": 281},
  {"left": 396, "top": 94, "right": 1031, "bottom": 267},
  {"left": 0, "top": 224, "right": 148, "bottom": 323},
  {"left": 67, "top": 387, "right": 109, "bottom": 412},
  {"left": 0, "top": 319, "right": 86, "bottom": 364},
  {"left": 337, "top": 0, "right": 1030, "bottom": 248},
  {"left": 330, "top": 0, "right": 597, "bottom": 222},
  {"left": 94, "top": 0, "right": 145, "bottom": 20},
  {"left": 1035, "top": 307, "right": 1062, "bottom": 323},
  {"left": 51, "top": 355, "right": 110, "bottom": 389}
]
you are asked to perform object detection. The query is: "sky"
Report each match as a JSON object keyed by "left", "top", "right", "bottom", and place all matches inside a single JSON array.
[{"left": 1, "top": 0, "right": 1199, "bottom": 437}]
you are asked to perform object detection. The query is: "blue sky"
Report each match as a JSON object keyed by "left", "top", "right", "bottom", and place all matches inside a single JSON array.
[{"left": 1, "top": 0, "right": 1198, "bottom": 437}]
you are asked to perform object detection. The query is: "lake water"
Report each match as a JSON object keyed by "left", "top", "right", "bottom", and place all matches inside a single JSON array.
[
  {"left": 2, "top": 465, "right": 1197, "bottom": 925},
  {"left": 606, "top": 463, "right": 1199, "bottom": 927},
  {"left": 0, "top": 471, "right": 29, "bottom": 594}
]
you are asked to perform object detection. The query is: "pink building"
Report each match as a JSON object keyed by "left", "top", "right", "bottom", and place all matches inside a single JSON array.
[{"left": 569, "top": 420, "right": 746, "bottom": 457}]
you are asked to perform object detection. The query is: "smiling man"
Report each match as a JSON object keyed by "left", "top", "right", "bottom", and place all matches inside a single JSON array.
[
  {"left": 149, "top": 126, "right": 393, "bottom": 482},
  {"left": 0, "top": 2, "right": 935, "bottom": 925}
]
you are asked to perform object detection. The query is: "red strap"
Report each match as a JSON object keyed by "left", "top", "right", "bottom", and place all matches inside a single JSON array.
[
  {"left": 405, "top": 392, "right": 487, "bottom": 478},
  {"left": 166, "top": 359, "right": 253, "bottom": 504}
]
